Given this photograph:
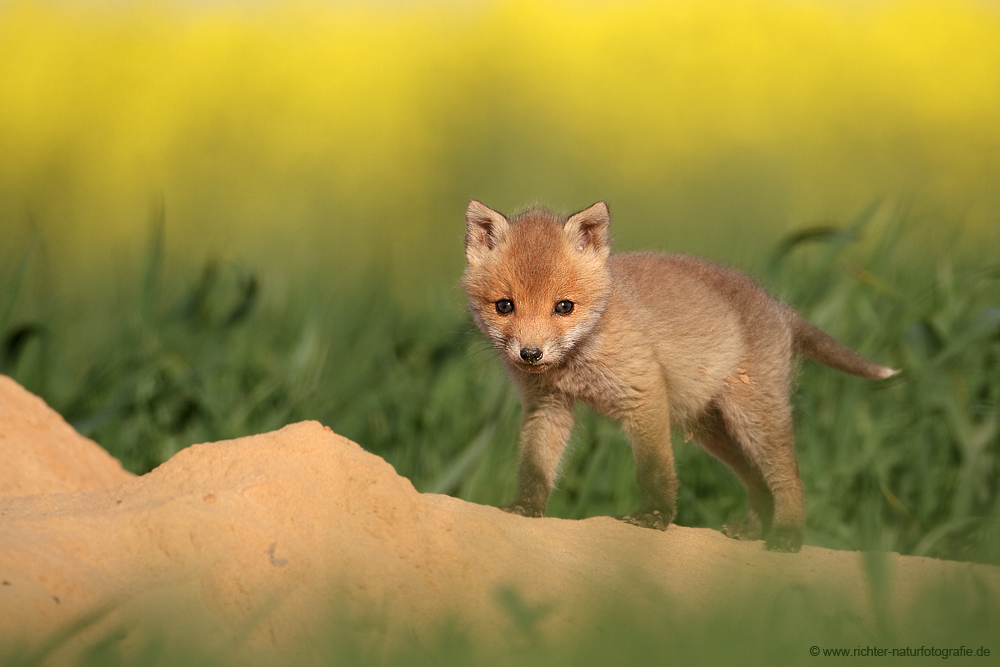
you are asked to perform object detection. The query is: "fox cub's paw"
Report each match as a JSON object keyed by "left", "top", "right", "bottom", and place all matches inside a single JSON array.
[
  {"left": 620, "top": 509, "right": 675, "bottom": 531},
  {"left": 501, "top": 504, "right": 544, "bottom": 518},
  {"left": 764, "top": 525, "right": 804, "bottom": 553},
  {"left": 722, "top": 517, "right": 764, "bottom": 542},
  {"left": 723, "top": 516, "right": 802, "bottom": 552}
]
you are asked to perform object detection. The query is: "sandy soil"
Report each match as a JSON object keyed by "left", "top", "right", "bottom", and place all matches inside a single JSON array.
[{"left": 1, "top": 374, "right": 997, "bottom": 664}]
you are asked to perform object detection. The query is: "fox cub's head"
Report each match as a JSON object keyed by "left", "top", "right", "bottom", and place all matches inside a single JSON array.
[{"left": 462, "top": 200, "right": 612, "bottom": 372}]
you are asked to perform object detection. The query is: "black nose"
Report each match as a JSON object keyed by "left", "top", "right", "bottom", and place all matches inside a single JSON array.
[{"left": 520, "top": 347, "right": 543, "bottom": 363}]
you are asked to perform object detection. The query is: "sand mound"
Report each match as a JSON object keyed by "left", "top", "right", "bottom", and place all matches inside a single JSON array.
[
  {"left": 0, "top": 376, "right": 133, "bottom": 496},
  {"left": 1, "top": 375, "right": 997, "bottom": 664}
]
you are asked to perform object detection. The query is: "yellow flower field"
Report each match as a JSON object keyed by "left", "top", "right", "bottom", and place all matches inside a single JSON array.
[{"left": 1, "top": 0, "right": 998, "bottom": 282}]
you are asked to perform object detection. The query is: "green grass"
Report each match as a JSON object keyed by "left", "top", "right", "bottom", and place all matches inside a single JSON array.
[
  {"left": 2, "top": 205, "right": 998, "bottom": 565},
  {"left": 2, "top": 205, "right": 998, "bottom": 667},
  {"left": 2, "top": 566, "right": 996, "bottom": 667}
]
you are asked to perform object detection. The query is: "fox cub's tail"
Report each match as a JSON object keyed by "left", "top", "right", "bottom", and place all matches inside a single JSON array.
[{"left": 792, "top": 316, "right": 899, "bottom": 380}]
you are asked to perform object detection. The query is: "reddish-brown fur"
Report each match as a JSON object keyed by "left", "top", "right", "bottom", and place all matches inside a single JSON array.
[{"left": 462, "top": 200, "right": 898, "bottom": 552}]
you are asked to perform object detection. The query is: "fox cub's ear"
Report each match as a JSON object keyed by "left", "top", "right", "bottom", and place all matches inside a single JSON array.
[
  {"left": 564, "top": 202, "right": 611, "bottom": 258},
  {"left": 465, "top": 200, "right": 511, "bottom": 265}
]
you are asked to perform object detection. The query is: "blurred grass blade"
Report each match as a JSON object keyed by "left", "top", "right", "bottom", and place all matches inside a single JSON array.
[
  {"left": 0, "top": 240, "right": 37, "bottom": 333},
  {"left": 911, "top": 518, "right": 981, "bottom": 558},
  {"left": 428, "top": 424, "right": 495, "bottom": 495},
  {"left": 225, "top": 273, "right": 259, "bottom": 327},
  {"left": 10, "top": 601, "right": 120, "bottom": 667},
  {"left": 768, "top": 200, "right": 882, "bottom": 278},
  {"left": 177, "top": 259, "right": 219, "bottom": 323},
  {"left": 140, "top": 198, "right": 166, "bottom": 319},
  {"left": 932, "top": 307, "right": 1000, "bottom": 366},
  {"left": 0, "top": 323, "right": 45, "bottom": 373},
  {"left": 768, "top": 225, "right": 857, "bottom": 275}
]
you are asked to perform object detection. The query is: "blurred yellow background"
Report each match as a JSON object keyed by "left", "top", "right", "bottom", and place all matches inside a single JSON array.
[{"left": 2, "top": 0, "right": 999, "bottom": 289}]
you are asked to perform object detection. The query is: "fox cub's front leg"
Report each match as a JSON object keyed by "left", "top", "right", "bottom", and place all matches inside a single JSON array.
[
  {"left": 620, "top": 387, "right": 678, "bottom": 530},
  {"left": 504, "top": 392, "right": 575, "bottom": 518}
]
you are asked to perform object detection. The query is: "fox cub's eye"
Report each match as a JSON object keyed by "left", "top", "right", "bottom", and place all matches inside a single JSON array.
[
  {"left": 554, "top": 300, "right": 574, "bottom": 315},
  {"left": 495, "top": 299, "right": 514, "bottom": 315}
]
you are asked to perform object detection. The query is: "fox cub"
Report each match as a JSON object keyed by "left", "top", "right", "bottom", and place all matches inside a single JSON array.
[{"left": 462, "top": 200, "right": 897, "bottom": 552}]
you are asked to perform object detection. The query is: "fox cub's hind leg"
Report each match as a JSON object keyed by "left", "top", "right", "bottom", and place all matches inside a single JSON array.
[
  {"left": 707, "top": 394, "right": 805, "bottom": 553},
  {"left": 505, "top": 392, "right": 576, "bottom": 518},
  {"left": 620, "top": 385, "right": 679, "bottom": 530},
  {"left": 693, "top": 407, "right": 772, "bottom": 541}
]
